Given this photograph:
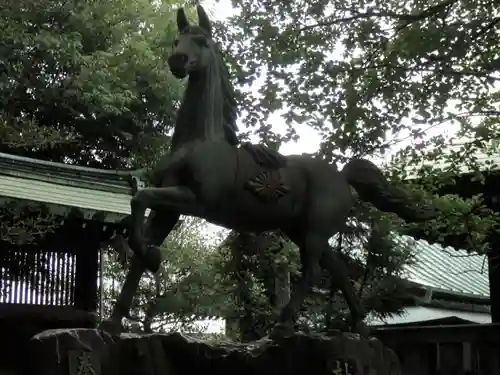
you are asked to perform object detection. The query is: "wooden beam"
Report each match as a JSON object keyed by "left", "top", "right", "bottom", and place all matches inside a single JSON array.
[{"left": 375, "top": 323, "right": 500, "bottom": 345}]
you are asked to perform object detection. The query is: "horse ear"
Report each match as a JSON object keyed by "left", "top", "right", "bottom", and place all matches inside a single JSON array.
[
  {"left": 196, "top": 5, "right": 212, "bottom": 36},
  {"left": 177, "top": 8, "right": 189, "bottom": 32}
]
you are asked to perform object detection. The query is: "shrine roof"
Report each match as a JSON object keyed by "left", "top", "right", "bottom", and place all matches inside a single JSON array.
[
  {"left": 0, "top": 152, "right": 145, "bottom": 222},
  {"left": 397, "top": 235, "right": 489, "bottom": 299}
]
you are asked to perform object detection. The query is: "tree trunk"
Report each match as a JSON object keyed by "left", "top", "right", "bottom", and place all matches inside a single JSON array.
[{"left": 273, "top": 259, "right": 290, "bottom": 310}]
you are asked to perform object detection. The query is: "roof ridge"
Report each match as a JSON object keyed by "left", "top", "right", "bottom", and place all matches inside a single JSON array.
[{"left": 0, "top": 152, "right": 144, "bottom": 177}]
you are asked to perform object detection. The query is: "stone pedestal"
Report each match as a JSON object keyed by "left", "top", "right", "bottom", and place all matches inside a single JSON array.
[{"left": 28, "top": 329, "right": 401, "bottom": 375}]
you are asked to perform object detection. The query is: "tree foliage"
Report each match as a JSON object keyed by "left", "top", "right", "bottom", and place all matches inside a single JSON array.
[
  {"left": 0, "top": 0, "right": 186, "bottom": 168},
  {"left": 2, "top": 0, "right": 498, "bottom": 337},
  {"left": 219, "top": 0, "right": 500, "bottom": 255},
  {"left": 0, "top": 0, "right": 193, "bottom": 323},
  {"left": 222, "top": 0, "right": 498, "bottom": 150},
  {"left": 221, "top": 217, "right": 415, "bottom": 340},
  {"left": 103, "top": 218, "right": 230, "bottom": 333},
  {"left": 201, "top": 0, "right": 500, "bottom": 338}
]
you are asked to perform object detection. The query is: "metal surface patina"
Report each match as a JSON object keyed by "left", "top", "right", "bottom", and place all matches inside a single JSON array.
[{"left": 101, "top": 5, "right": 437, "bottom": 339}]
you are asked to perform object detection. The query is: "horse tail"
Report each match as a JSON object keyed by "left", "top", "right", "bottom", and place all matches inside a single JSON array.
[{"left": 342, "top": 158, "right": 436, "bottom": 223}]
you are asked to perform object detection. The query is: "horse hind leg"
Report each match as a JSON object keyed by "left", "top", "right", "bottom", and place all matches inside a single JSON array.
[
  {"left": 320, "top": 246, "right": 370, "bottom": 336},
  {"left": 271, "top": 232, "right": 325, "bottom": 338}
]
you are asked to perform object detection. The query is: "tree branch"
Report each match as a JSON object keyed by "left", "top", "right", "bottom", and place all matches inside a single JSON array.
[
  {"left": 298, "top": 0, "right": 459, "bottom": 33},
  {"left": 327, "top": 62, "right": 500, "bottom": 82},
  {"left": 475, "top": 16, "right": 500, "bottom": 39}
]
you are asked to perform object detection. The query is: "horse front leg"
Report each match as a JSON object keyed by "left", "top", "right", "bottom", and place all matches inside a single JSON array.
[
  {"left": 128, "top": 186, "right": 198, "bottom": 272},
  {"left": 101, "top": 209, "right": 179, "bottom": 333}
]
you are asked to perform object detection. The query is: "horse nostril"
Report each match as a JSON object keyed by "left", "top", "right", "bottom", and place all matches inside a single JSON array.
[
  {"left": 168, "top": 53, "right": 190, "bottom": 78},
  {"left": 168, "top": 53, "right": 189, "bottom": 69}
]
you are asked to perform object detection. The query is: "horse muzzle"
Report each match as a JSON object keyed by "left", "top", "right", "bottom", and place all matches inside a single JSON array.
[{"left": 168, "top": 53, "right": 189, "bottom": 79}]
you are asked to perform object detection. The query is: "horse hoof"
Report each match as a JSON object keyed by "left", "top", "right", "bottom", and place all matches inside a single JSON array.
[
  {"left": 353, "top": 320, "right": 370, "bottom": 337},
  {"left": 98, "top": 319, "right": 123, "bottom": 335},
  {"left": 269, "top": 323, "right": 295, "bottom": 339},
  {"left": 144, "top": 245, "right": 162, "bottom": 274}
]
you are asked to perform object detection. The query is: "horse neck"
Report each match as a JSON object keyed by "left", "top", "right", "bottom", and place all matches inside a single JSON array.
[{"left": 170, "top": 62, "right": 225, "bottom": 153}]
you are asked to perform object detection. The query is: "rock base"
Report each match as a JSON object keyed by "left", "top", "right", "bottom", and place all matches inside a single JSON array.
[{"left": 28, "top": 329, "right": 400, "bottom": 375}]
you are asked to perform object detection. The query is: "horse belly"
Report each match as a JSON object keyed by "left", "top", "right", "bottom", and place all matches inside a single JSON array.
[
  {"left": 205, "top": 202, "right": 289, "bottom": 232},
  {"left": 205, "top": 178, "right": 303, "bottom": 232}
]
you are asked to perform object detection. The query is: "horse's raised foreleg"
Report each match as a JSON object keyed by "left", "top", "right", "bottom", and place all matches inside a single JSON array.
[
  {"left": 128, "top": 186, "right": 198, "bottom": 272},
  {"left": 270, "top": 232, "right": 324, "bottom": 338}
]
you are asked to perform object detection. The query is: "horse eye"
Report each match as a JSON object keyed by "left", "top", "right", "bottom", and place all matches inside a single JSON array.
[
  {"left": 194, "top": 37, "right": 208, "bottom": 47},
  {"left": 173, "top": 39, "right": 179, "bottom": 47}
]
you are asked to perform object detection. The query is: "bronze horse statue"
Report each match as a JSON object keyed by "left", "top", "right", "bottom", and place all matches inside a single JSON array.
[{"left": 103, "top": 5, "right": 436, "bottom": 338}]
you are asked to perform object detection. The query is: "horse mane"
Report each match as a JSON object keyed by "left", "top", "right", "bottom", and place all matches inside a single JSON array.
[
  {"left": 213, "top": 44, "right": 239, "bottom": 146},
  {"left": 170, "top": 30, "right": 239, "bottom": 151},
  {"left": 148, "top": 32, "right": 283, "bottom": 187},
  {"left": 214, "top": 43, "right": 287, "bottom": 169}
]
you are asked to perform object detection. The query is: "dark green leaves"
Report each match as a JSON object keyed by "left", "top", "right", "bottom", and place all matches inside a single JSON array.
[{"left": 0, "top": 0, "right": 186, "bottom": 167}]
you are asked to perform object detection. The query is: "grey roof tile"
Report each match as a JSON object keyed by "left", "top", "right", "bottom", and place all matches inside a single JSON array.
[
  {"left": 0, "top": 152, "right": 141, "bottom": 221},
  {"left": 395, "top": 235, "right": 489, "bottom": 298}
]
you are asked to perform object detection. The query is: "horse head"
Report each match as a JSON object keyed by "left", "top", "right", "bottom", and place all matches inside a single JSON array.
[{"left": 168, "top": 6, "right": 215, "bottom": 79}]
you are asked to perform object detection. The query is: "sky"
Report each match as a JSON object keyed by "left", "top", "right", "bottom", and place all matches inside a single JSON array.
[
  {"left": 199, "top": 0, "right": 471, "bottom": 159},
  {"left": 203, "top": 0, "right": 324, "bottom": 155}
]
